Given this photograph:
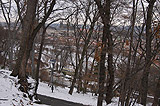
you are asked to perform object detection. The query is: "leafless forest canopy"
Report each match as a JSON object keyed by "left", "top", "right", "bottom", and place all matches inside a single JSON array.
[{"left": 0, "top": 0, "right": 160, "bottom": 106}]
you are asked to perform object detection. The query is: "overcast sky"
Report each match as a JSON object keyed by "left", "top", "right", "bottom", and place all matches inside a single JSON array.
[{"left": 0, "top": 0, "right": 159, "bottom": 26}]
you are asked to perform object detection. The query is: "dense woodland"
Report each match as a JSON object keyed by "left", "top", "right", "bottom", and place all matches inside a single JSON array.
[{"left": 0, "top": 0, "right": 160, "bottom": 106}]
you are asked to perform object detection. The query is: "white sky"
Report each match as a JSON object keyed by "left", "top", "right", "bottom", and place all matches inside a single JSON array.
[{"left": 0, "top": 0, "right": 159, "bottom": 26}]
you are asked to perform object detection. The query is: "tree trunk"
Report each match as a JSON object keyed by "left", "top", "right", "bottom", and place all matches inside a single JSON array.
[
  {"left": 34, "top": 26, "right": 46, "bottom": 98},
  {"left": 11, "top": 0, "right": 38, "bottom": 93},
  {"left": 140, "top": 0, "right": 156, "bottom": 105},
  {"left": 104, "top": 0, "right": 114, "bottom": 104},
  {"left": 77, "top": 66, "right": 83, "bottom": 93},
  {"left": 8, "top": 28, "right": 14, "bottom": 71},
  {"left": 152, "top": 76, "right": 160, "bottom": 106},
  {"left": 11, "top": 0, "right": 56, "bottom": 94},
  {"left": 94, "top": 0, "right": 112, "bottom": 105},
  {"left": 11, "top": 0, "right": 38, "bottom": 77},
  {"left": 31, "top": 40, "right": 35, "bottom": 78},
  {"left": 97, "top": 26, "right": 107, "bottom": 106},
  {"left": 120, "top": 0, "right": 137, "bottom": 105},
  {"left": 83, "top": 51, "right": 88, "bottom": 93},
  {"left": 69, "top": 66, "right": 79, "bottom": 95},
  {"left": 105, "top": 25, "right": 114, "bottom": 104},
  {"left": 11, "top": 0, "right": 56, "bottom": 78}
]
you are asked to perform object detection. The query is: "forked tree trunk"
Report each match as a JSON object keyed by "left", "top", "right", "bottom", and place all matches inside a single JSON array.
[
  {"left": 12, "top": 0, "right": 38, "bottom": 93},
  {"left": 11, "top": 0, "right": 38, "bottom": 77},
  {"left": 11, "top": 0, "right": 56, "bottom": 94}
]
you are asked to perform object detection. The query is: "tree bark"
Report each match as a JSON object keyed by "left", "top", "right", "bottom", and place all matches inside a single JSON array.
[
  {"left": 11, "top": 0, "right": 56, "bottom": 94},
  {"left": 97, "top": 26, "right": 107, "bottom": 106},
  {"left": 11, "top": 0, "right": 38, "bottom": 77},
  {"left": 31, "top": 40, "right": 35, "bottom": 78},
  {"left": 120, "top": 0, "right": 137, "bottom": 105},
  {"left": 94, "top": 0, "right": 112, "bottom": 105},
  {"left": 12, "top": 0, "right": 38, "bottom": 93},
  {"left": 140, "top": 0, "right": 156, "bottom": 105},
  {"left": 105, "top": 25, "right": 114, "bottom": 104},
  {"left": 152, "top": 76, "right": 160, "bottom": 106},
  {"left": 11, "top": 0, "right": 56, "bottom": 77},
  {"left": 34, "top": 25, "right": 46, "bottom": 98}
]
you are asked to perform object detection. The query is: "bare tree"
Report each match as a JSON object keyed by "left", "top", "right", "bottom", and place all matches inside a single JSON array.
[
  {"left": 94, "top": 0, "right": 114, "bottom": 105},
  {"left": 0, "top": 0, "right": 22, "bottom": 70},
  {"left": 68, "top": 0, "right": 99, "bottom": 95},
  {"left": 10, "top": 0, "right": 56, "bottom": 96},
  {"left": 34, "top": 0, "right": 76, "bottom": 98},
  {"left": 140, "top": 0, "right": 156, "bottom": 105}
]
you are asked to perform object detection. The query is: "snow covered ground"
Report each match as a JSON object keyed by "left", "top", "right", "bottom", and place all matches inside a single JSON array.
[
  {"left": 0, "top": 69, "right": 98, "bottom": 106},
  {"left": 0, "top": 69, "right": 46, "bottom": 106},
  {"left": 38, "top": 83, "right": 145, "bottom": 106},
  {"left": 38, "top": 82, "right": 98, "bottom": 106},
  {"left": 0, "top": 69, "right": 151, "bottom": 106}
]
